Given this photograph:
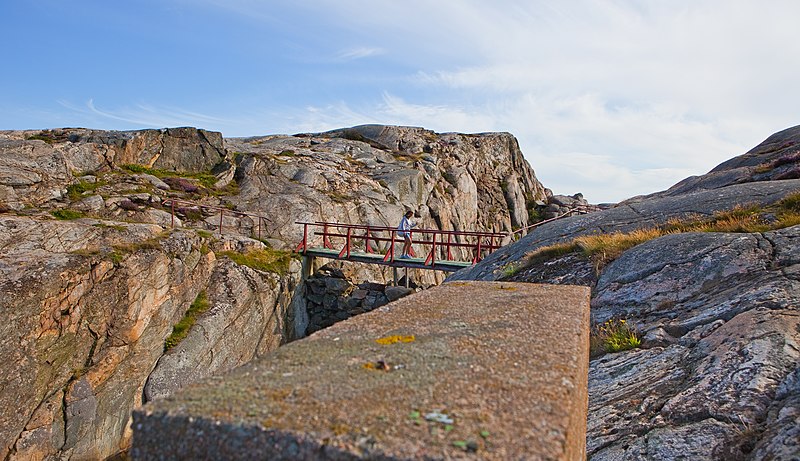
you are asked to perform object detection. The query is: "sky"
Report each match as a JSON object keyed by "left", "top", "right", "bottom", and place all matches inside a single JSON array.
[{"left": 2, "top": 0, "right": 799, "bottom": 203}]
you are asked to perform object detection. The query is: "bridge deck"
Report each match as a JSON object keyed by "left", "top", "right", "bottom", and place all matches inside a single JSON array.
[{"left": 303, "top": 247, "right": 473, "bottom": 272}]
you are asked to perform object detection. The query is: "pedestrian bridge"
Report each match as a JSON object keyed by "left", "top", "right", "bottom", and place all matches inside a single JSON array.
[{"left": 294, "top": 221, "right": 506, "bottom": 273}]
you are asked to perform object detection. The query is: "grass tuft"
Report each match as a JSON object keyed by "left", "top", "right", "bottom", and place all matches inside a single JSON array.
[
  {"left": 575, "top": 228, "right": 665, "bottom": 267},
  {"left": 515, "top": 192, "right": 800, "bottom": 273},
  {"left": 164, "top": 291, "right": 211, "bottom": 351},
  {"left": 590, "top": 318, "right": 642, "bottom": 357}
]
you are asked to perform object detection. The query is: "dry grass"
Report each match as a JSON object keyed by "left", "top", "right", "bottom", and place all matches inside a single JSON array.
[
  {"left": 575, "top": 228, "right": 665, "bottom": 267},
  {"left": 509, "top": 191, "right": 800, "bottom": 274}
]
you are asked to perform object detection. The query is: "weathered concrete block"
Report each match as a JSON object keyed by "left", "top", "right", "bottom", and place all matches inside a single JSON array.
[{"left": 132, "top": 282, "right": 590, "bottom": 460}]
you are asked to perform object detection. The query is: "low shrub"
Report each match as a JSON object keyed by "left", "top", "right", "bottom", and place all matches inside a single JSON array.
[
  {"left": 118, "top": 199, "right": 139, "bottom": 211},
  {"left": 163, "top": 176, "right": 200, "bottom": 193}
]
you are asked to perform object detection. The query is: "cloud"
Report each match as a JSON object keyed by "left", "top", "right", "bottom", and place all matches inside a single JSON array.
[
  {"left": 32, "top": 0, "right": 800, "bottom": 202},
  {"left": 335, "top": 47, "right": 385, "bottom": 61},
  {"left": 58, "top": 99, "right": 239, "bottom": 132}
]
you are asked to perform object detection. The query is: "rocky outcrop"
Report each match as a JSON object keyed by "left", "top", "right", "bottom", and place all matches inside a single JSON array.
[
  {"left": 227, "top": 125, "right": 546, "bottom": 249},
  {"left": 143, "top": 257, "right": 301, "bottom": 402},
  {"left": 0, "top": 123, "right": 549, "bottom": 459},
  {"left": 0, "top": 127, "right": 227, "bottom": 211},
  {"left": 453, "top": 124, "right": 800, "bottom": 460},
  {"left": 0, "top": 213, "right": 301, "bottom": 460},
  {"left": 640, "top": 123, "right": 800, "bottom": 199}
]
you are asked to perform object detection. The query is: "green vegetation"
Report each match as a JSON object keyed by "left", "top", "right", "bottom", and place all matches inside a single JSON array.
[
  {"left": 26, "top": 134, "right": 55, "bottom": 144},
  {"left": 67, "top": 179, "right": 106, "bottom": 201},
  {"left": 220, "top": 247, "right": 295, "bottom": 275},
  {"left": 196, "top": 229, "right": 214, "bottom": 239},
  {"left": 590, "top": 318, "right": 642, "bottom": 357},
  {"left": 164, "top": 291, "right": 211, "bottom": 351},
  {"left": 107, "top": 233, "right": 169, "bottom": 265},
  {"left": 50, "top": 209, "right": 84, "bottom": 220},
  {"left": 277, "top": 149, "right": 296, "bottom": 157},
  {"left": 501, "top": 263, "right": 521, "bottom": 278},
  {"left": 524, "top": 194, "right": 543, "bottom": 225},
  {"left": 328, "top": 191, "right": 351, "bottom": 203}
]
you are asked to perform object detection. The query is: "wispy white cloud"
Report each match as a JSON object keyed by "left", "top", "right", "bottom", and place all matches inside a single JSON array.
[
  {"left": 22, "top": 0, "right": 800, "bottom": 202},
  {"left": 59, "top": 99, "right": 236, "bottom": 131},
  {"left": 335, "top": 47, "right": 384, "bottom": 61}
]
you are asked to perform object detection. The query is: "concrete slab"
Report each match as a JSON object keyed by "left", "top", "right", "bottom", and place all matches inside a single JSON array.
[{"left": 132, "top": 282, "right": 590, "bottom": 460}]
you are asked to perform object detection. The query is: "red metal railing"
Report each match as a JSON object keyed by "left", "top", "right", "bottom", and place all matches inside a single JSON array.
[
  {"left": 162, "top": 199, "right": 269, "bottom": 240},
  {"left": 294, "top": 221, "right": 506, "bottom": 266},
  {"left": 509, "top": 206, "right": 588, "bottom": 238}
]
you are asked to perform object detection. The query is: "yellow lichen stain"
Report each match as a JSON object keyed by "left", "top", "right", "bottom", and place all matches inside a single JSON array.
[
  {"left": 446, "top": 282, "right": 470, "bottom": 287},
  {"left": 496, "top": 284, "right": 517, "bottom": 291},
  {"left": 362, "top": 360, "right": 391, "bottom": 371},
  {"left": 375, "top": 334, "right": 415, "bottom": 345}
]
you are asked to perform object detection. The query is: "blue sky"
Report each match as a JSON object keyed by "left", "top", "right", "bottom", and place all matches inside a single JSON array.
[{"left": 2, "top": 0, "right": 799, "bottom": 202}]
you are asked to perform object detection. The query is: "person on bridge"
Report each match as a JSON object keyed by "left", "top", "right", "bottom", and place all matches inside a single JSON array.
[{"left": 398, "top": 210, "right": 417, "bottom": 259}]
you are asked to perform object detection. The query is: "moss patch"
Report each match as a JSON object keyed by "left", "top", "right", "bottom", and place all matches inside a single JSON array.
[
  {"left": 66, "top": 179, "right": 106, "bottom": 201},
  {"left": 220, "top": 248, "right": 295, "bottom": 275},
  {"left": 164, "top": 291, "right": 211, "bottom": 351},
  {"left": 50, "top": 209, "right": 85, "bottom": 220}
]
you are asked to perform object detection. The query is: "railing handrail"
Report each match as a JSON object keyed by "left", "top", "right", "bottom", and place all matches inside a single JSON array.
[
  {"left": 509, "top": 206, "right": 587, "bottom": 236},
  {"left": 295, "top": 221, "right": 507, "bottom": 238}
]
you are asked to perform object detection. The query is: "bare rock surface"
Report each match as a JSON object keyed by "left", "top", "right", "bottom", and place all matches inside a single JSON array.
[
  {"left": 132, "top": 282, "right": 591, "bottom": 461},
  {"left": 0, "top": 213, "right": 302, "bottom": 460},
  {"left": 0, "top": 124, "right": 546, "bottom": 460},
  {"left": 226, "top": 125, "right": 546, "bottom": 249},
  {"left": 0, "top": 127, "right": 226, "bottom": 211},
  {"left": 453, "top": 124, "right": 800, "bottom": 460}
]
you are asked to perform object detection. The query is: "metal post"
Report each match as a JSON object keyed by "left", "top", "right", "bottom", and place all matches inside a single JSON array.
[
  {"left": 339, "top": 227, "right": 352, "bottom": 258},
  {"left": 384, "top": 229, "right": 396, "bottom": 262},
  {"left": 323, "top": 224, "right": 333, "bottom": 249},
  {"left": 170, "top": 200, "right": 175, "bottom": 228},
  {"left": 219, "top": 210, "right": 224, "bottom": 236},
  {"left": 393, "top": 267, "right": 399, "bottom": 286},
  {"left": 404, "top": 267, "right": 409, "bottom": 288},
  {"left": 365, "top": 226, "right": 371, "bottom": 253},
  {"left": 446, "top": 233, "right": 453, "bottom": 260}
]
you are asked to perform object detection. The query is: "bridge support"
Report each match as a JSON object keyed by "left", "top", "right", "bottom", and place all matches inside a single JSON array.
[
  {"left": 300, "top": 255, "right": 313, "bottom": 283},
  {"left": 392, "top": 267, "right": 410, "bottom": 287}
]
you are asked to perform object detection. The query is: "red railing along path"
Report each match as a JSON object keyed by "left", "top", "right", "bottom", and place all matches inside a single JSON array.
[
  {"left": 294, "top": 221, "right": 506, "bottom": 267},
  {"left": 162, "top": 199, "right": 269, "bottom": 240}
]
